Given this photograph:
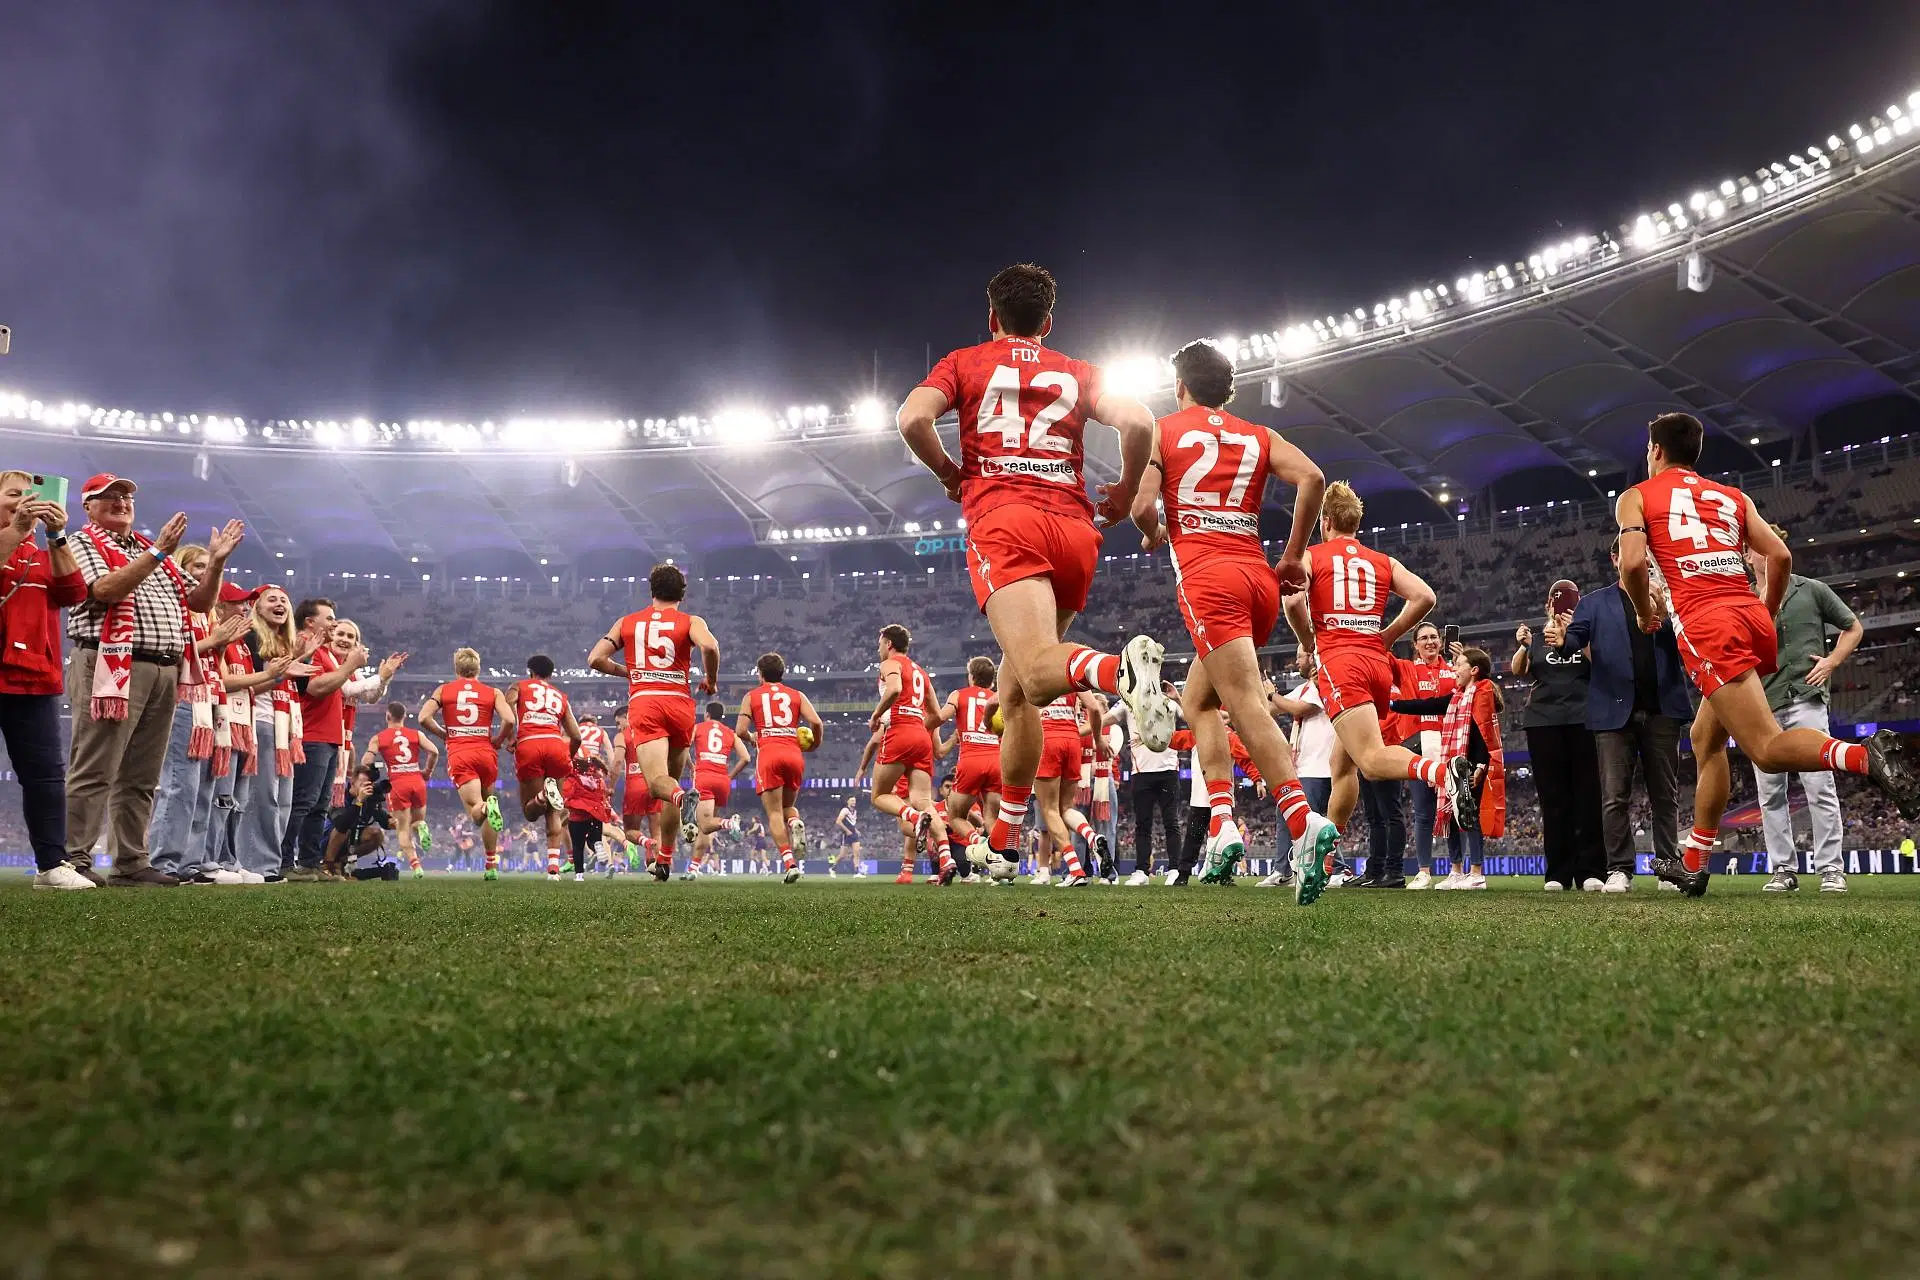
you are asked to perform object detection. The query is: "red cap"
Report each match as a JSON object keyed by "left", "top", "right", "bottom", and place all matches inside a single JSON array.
[
  {"left": 219, "top": 582, "right": 267, "bottom": 604},
  {"left": 80, "top": 473, "right": 137, "bottom": 502}
]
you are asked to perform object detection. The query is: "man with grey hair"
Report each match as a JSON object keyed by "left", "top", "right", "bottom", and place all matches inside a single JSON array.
[{"left": 1748, "top": 525, "right": 1863, "bottom": 894}]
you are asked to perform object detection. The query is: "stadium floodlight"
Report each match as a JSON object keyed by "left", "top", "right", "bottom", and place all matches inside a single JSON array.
[
  {"left": 856, "top": 525, "right": 867, "bottom": 536},
  {"left": 713, "top": 407, "right": 775, "bottom": 446},
  {"left": 1689, "top": 192, "right": 1708, "bottom": 212},
  {"left": 1103, "top": 354, "right": 1167, "bottom": 397},
  {"left": 852, "top": 397, "right": 886, "bottom": 431},
  {"left": 1859, "top": 134, "right": 1876, "bottom": 154}
]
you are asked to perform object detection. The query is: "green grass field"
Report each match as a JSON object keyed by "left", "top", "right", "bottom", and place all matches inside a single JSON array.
[{"left": 5, "top": 874, "right": 1919, "bottom": 1278}]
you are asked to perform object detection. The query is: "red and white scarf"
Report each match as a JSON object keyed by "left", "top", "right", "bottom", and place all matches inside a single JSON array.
[
  {"left": 272, "top": 686, "right": 295, "bottom": 777},
  {"left": 183, "top": 613, "right": 216, "bottom": 761},
  {"left": 221, "top": 639, "right": 256, "bottom": 771},
  {"left": 1435, "top": 680, "right": 1479, "bottom": 834},
  {"left": 79, "top": 524, "right": 197, "bottom": 724}
]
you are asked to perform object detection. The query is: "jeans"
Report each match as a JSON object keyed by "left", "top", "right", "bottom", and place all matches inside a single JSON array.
[
  {"left": 1409, "top": 779, "right": 1437, "bottom": 870},
  {"left": 1595, "top": 711, "right": 1682, "bottom": 876},
  {"left": 208, "top": 749, "right": 243, "bottom": 869},
  {"left": 1753, "top": 699, "right": 1844, "bottom": 873},
  {"left": 1527, "top": 723, "right": 1606, "bottom": 886},
  {"left": 1301, "top": 776, "right": 1331, "bottom": 814},
  {"left": 282, "top": 741, "right": 340, "bottom": 870},
  {"left": 150, "top": 703, "right": 210, "bottom": 878},
  {"left": 1448, "top": 823, "right": 1485, "bottom": 870},
  {"left": 1130, "top": 770, "right": 1180, "bottom": 873},
  {"left": 1358, "top": 777, "right": 1407, "bottom": 878},
  {"left": 0, "top": 691, "right": 70, "bottom": 871},
  {"left": 240, "top": 737, "right": 294, "bottom": 879}
]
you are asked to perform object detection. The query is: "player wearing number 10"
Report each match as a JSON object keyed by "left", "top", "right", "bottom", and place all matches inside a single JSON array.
[
  {"left": 1616, "top": 411, "right": 1920, "bottom": 895},
  {"left": 1131, "top": 339, "right": 1336, "bottom": 903},
  {"left": 896, "top": 263, "right": 1178, "bottom": 870}
]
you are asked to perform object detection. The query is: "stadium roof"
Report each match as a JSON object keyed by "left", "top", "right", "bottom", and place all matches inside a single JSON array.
[{"left": 5, "top": 91, "right": 1919, "bottom": 571}]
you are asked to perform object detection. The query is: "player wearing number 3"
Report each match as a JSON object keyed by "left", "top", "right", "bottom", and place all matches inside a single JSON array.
[
  {"left": 1615, "top": 412, "right": 1920, "bottom": 896},
  {"left": 896, "top": 264, "right": 1179, "bottom": 874},
  {"left": 589, "top": 563, "right": 721, "bottom": 875},
  {"left": 1132, "top": 340, "right": 1337, "bottom": 904},
  {"left": 735, "top": 651, "right": 824, "bottom": 883},
  {"left": 419, "top": 647, "right": 516, "bottom": 880}
]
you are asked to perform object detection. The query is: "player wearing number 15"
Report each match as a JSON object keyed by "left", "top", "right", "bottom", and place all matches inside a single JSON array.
[
  {"left": 896, "top": 263, "right": 1178, "bottom": 872},
  {"left": 1617, "top": 412, "right": 1920, "bottom": 896},
  {"left": 588, "top": 563, "right": 721, "bottom": 870},
  {"left": 1132, "top": 339, "right": 1335, "bottom": 900},
  {"left": 418, "top": 648, "right": 516, "bottom": 879},
  {"left": 735, "top": 650, "right": 824, "bottom": 883}
]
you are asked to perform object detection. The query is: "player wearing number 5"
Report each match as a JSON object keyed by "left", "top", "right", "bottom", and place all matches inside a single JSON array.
[
  {"left": 419, "top": 647, "right": 516, "bottom": 879},
  {"left": 510, "top": 654, "right": 584, "bottom": 880},
  {"left": 590, "top": 563, "right": 721, "bottom": 873},
  {"left": 735, "top": 651, "right": 823, "bottom": 883},
  {"left": 1617, "top": 413, "right": 1920, "bottom": 896}
]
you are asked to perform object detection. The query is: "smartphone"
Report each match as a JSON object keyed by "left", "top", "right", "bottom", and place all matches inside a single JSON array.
[
  {"left": 1549, "top": 581, "right": 1581, "bottom": 616},
  {"left": 28, "top": 474, "right": 68, "bottom": 507},
  {"left": 1442, "top": 624, "right": 1460, "bottom": 649}
]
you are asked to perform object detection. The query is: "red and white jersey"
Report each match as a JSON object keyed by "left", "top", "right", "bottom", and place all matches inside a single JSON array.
[
  {"left": 1307, "top": 538, "right": 1393, "bottom": 654},
  {"left": 1633, "top": 468, "right": 1756, "bottom": 619},
  {"left": 434, "top": 679, "right": 500, "bottom": 741},
  {"left": 616, "top": 606, "right": 694, "bottom": 700},
  {"left": 693, "top": 719, "right": 736, "bottom": 774},
  {"left": 952, "top": 686, "right": 998, "bottom": 757},
  {"left": 578, "top": 722, "right": 610, "bottom": 761},
  {"left": 881, "top": 656, "right": 931, "bottom": 729},
  {"left": 1040, "top": 695, "right": 1082, "bottom": 738},
  {"left": 748, "top": 681, "right": 804, "bottom": 744},
  {"left": 514, "top": 678, "right": 570, "bottom": 743},
  {"left": 372, "top": 726, "right": 427, "bottom": 776},
  {"left": 1158, "top": 406, "right": 1271, "bottom": 563},
  {"left": 1393, "top": 657, "right": 1457, "bottom": 736},
  {"left": 918, "top": 336, "right": 1104, "bottom": 525}
]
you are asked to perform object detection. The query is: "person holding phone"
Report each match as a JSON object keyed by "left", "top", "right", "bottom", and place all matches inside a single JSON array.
[
  {"left": 0, "top": 471, "right": 90, "bottom": 889},
  {"left": 1511, "top": 581, "right": 1605, "bottom": 891}
]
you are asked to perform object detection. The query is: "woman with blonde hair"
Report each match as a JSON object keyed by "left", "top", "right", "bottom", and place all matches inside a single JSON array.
[{"left": 228, "top": 585, "right": 318, "bottom": 881}]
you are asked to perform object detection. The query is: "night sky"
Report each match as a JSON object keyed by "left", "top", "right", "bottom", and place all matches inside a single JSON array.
[{"left": 3, "top": 1, "right": 1916, "bottom": 421}]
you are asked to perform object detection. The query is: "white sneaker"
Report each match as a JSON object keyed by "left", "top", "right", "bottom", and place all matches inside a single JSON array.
[
  {"left": 208, "top": 867, "right": 247, "bottom": 885},
  {"left": 1434, "top": 871, "right": 1465, "bottom": 890},
  {"left": 1116, "top": 635, "right": 1175, "bottom": 751},
  {"left": 1125, "top": 870, "right": 1150, "bottom": 886},
  {"left": 1457, "top": 872, "right": 1487, "bottom": 890},
  {"left": 573, "top": 872, "right": 585, "bottom": 882},
  {"left": 1657, "top": 878, "right": 1681, "bottom": 891},
  {"left": 1030, "top": 868, "right": 1052, "bottom": 886},
  {"left": 234, "top": 868, "right": 267, "bottom": 884},
  {"left": 1256, "top": 870, "right": 1293, "bottom": 888},
  {"left": 1055, "top": 874, "right": 1088, "bottom": 888},
  {"left": 1602, "top": 871, "right": 1631, "bottom": 893},
  {"left": 1580, "top": 877, "right": 1605, "bottom": 892},
  {"left": 32, "top": 864, "right": 96, "bottom": 891},
  {"left": 1819, "top": 870, "right": 1849, "bottom": 894},
  {"left": 1406, "top": 869, "right": 1434, "bottom": 890},
  {"left": 1544, "top": 880, "right": 1566, "bottom": 892},
  {"left": 854, "top": 866, "right": 868, "bottom": 877},
  {"left": 1164, "top": 869, "right": 1181, "bottom": 886}
]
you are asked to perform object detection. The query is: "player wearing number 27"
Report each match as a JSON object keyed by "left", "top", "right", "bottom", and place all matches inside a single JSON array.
[
  {"left": 735, "top": 650, "right": 824, "bottom": 883},
  {"left": 1616, "top": 412, "right": 1920, "bottom": 896},
  {"left": 896, "top": 263, "right": 1178, "bottom": 870},
  {"left": 1131, "top": 339, "right": 1337, "bottom": 904}
]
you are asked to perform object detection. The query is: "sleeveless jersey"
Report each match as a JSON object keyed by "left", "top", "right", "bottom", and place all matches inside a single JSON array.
[
  {"left": 917, "top": 336, "right": 1105, "bottom": 524},
  {"left": 1633, "top": 468, "right": 1756, "bottom": 619},
  {"left": 578, "top": 723, "right": 609, "bottom": 760},
  {"left": 1307, "top": 538, "right": 1394, "bottom": 653},
  {"left": 515, "top": 678, "right": 570, "bottom": 742},
  {"left": 694, "top": 720, "right": 736, "bottom": 773},
  {"left": 434, "top": 679, "right": 499, "bottom": 741},
  {"left": 617, "top": 606, "right": 694, "bottom": 700},
  {"left": 372, "top": 726, "right": 426, "bottom": 775},
  {"left": 952, "top": 686, "right": 998, "bottom": 756},
  {"left": 883, "top": 657, "right": 930, "bottom": 728},
  {"left": 748, "top": 681, "right": 804, "bottom": 744},
  {"left": 837, "top": 804, "right": 858, "bottom": 835},
  {"left": 1040, "top": 695, "right": 1082, "bottom": 739},
  {"left": 1158, "top": 406, "right": 1271, "bottom": 563}
]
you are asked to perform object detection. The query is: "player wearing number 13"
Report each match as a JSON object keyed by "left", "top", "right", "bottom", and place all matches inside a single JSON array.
[
  {"left": 1616, "top": 412, "right": 1920, "bottom": 896},
  {"left": 896, "top": 263, "right": 1179, "bottom": 873},
  {"left": 735, "top": 650, "right": 824, "bottom": 883}
]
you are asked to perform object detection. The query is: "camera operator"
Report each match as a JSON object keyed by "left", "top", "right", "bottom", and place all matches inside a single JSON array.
[{"left": 322, "top": 762, "right": 398, "bottom": 880}]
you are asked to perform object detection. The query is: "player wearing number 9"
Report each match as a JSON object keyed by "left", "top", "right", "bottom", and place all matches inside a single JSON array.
[{"left": 418, "top": 647, "right": 516, "bottom": 876}]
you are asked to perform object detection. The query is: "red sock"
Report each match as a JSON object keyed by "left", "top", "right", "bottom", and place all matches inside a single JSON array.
[
  {"left": 484, "top": 851, "right": 499, "bottom": 871},
  {"left": 779, "top": 845, "right": 795, "bottom": 869},
  {"left": 1061, "top": 845, "right": 1085, "bottom": 878},
  {"left": 546, "top": 851, "right": 560, "bottom": 875},
  {"left": 1821, "top": 738, "right": 1868, "bottom": 775},
  {"left": 1064, "top": 646, "right": 1120, "bottom": 694},
  {"left": 937, "top": 844, "right": 956, "bottom": 874},
  {"left": 900, "top": 804, "right": 922, "bottom": 830},
  {"left": 1682, "top": 826, "right": 1718, "bottom": 873},
  {"left": 1204, "top": 780, "right": 1235, "bottom": 840},
  {"left": 1408, "top": 757, "right": 1445, "bottom": 788},
  {"left": 667, "top": 785, "right": 685, "bottom": 807},
  {"left": 990, "top": 788, "right": 1031, "bottom": 850},
  {"left": 1073, "top": 818, "right": 1096, "bottom": 846},
  {"left": 1275, "top": 779, "right": 1311, "bottom": 842}
]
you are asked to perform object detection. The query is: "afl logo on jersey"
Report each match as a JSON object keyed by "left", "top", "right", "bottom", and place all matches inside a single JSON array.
[
  {"left": 1345, "top": 544, "right": 1358, "bottom": 553},
  {"left": 1208, "top": 414, "right": 1223, "bottom": 425},
  {"left": 1683, "top": 475, "right": 1698, "bottom": 485}
]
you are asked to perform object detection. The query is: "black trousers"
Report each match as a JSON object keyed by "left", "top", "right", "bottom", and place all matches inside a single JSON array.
[
  {"left": 568, "top": 818, "right": 604, "bottom": 873},
  {"left": 1526, "top": 723, "right": 1606, "bottom": 886},
  {"left": 1358, "top": 777, "right": 1407, "bottom": 879},
  {"left": 0, "top": 692, "right": 69, "bottom": 871},
  {"left": 1177, "top": 803, "right": 1210, "bottom": 879},
  {"left": 1130, "top": 770, "right": 1181, "bottom": 873}
]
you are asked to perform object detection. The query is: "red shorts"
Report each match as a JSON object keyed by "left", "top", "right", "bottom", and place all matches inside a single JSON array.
[
  {"left": 1173, "top": 554, "right": 1280, "bottom": 657},
  {"left": 879, "top": 723, "right": 934, "bottom": 775},
  {"left": 446, "top": 742, "right": 498, "bottom": 792},
  {"left": 756, "top": 746, "right": 804, "bottom": 795},
  {"left": 624, "top": 779, "right": 661, "bottom": 821},
  {"left": 952, "top": 752, "right": 1002, "bottom": 799},
  {"left": 514, "top": 736, "right": 572, "bottom": 787},
  {"left": 1674, "top": 598, "right": 1779, "bottom": 698},
  {"left": 893, "top": 774, "right": 911, "bottom": 800},
  {"left": 694, "top": 770, "right": 731, "bottom": 806},
  {"left": 388, "top": 775, "right": 426, "bottom": 812},
  {"left": 1037, "top": 732, "right": 1081, "bottom": 781},
  {"left": 1315, "top": 645, "right": 1396, "bottom": 722},
  {"left": 964, "top": 503, "right": 1101, "bottom": 612},
  {"left": 627, "top": 694, "right": 695, "bottom": 752}
]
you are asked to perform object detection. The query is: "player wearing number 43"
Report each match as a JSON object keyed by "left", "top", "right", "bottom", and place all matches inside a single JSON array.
[{"left": 1614, "top": 411, "right": 1920, "bottom": 896}]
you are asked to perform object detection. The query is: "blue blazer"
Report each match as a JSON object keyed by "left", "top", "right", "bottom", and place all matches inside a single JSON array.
[{"left": 1555, "top": 583, "right": 1695, "bottom": 731}]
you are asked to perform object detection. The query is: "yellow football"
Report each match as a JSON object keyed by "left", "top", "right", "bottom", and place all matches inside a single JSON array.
[
  {"left": 989, "top": 710, "right": 1004, "bottom": 735},
  {"left": 797, "top": 725, "right": 816, "bottom": 750}
]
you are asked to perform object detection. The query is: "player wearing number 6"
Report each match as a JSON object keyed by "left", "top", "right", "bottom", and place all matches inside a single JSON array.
[
  {"left": 419, "top": 647, "right": 516, "bottom": 879},
  {"left": 896, "top": 263, "right": 1178, "bottom": 874},
  {"left": 1617, "top": 412, "right": 1920, "bottom": 896},
  {"left": 735, "top": 651, "right": 823, "bottom": 883},
  {"left": 510, "top": 655, "right": 584, "bottom": 879},
  {"left": 1132, "top": 340, "right": 1336, "bottom": 903},
  {"left": 588, "top": 563, "right": 721, "bottom": 877}
]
